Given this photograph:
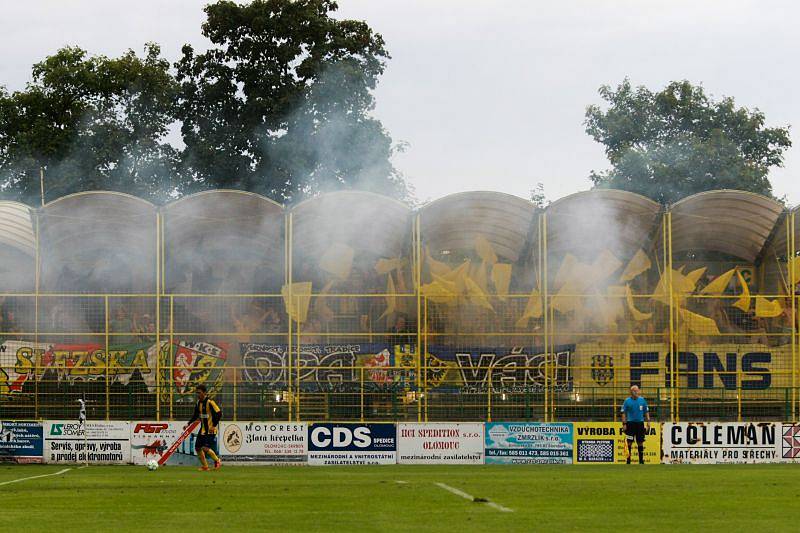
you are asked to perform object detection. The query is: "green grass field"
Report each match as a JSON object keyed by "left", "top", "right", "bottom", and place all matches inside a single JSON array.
[{"left": 2, "top": 464, "right": 798, "bottom": 532}]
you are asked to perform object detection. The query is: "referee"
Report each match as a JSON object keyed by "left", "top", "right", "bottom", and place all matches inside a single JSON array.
[{"left": 620, "top": 385, "right": 651, "bottom": 464}]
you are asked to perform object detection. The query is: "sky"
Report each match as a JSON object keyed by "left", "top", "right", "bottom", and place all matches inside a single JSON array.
[{"left": 0, "top": 0, "right": 798, "bottom": 205}]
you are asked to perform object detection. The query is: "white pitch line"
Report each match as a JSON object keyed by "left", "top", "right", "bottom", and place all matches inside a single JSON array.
[
  {"left": 0, "top": 468, "right": 72, "bottom": 487},
  {"left": 434, "top": 482, "right": 513, "bottom": 512}
]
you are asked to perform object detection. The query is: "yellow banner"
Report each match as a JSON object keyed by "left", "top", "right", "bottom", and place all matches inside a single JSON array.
[
  {"left": 573, "top": 422, "right": 661, "bottom": 464},
  {"left": 571, "top": 343, "right": 793, "bottom": 397}
]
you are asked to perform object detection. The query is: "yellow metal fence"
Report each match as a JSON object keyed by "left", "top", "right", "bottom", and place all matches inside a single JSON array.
[{"left": 1, "top": 293, "right": 798, "bottom": 422}]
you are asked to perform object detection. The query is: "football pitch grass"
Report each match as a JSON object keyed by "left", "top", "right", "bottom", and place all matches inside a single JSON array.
[{"left": 2, "top": 464, "right": 798, "bottom": 532}]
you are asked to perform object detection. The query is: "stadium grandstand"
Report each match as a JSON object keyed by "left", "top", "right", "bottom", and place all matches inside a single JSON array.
[{"left": 1, "top": 188, "right": 798, "bottom": 424}]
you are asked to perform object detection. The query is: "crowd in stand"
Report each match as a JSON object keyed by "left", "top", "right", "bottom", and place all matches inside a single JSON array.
[{"left": 2, "top": 257, "right": 800, "bottom": 351}]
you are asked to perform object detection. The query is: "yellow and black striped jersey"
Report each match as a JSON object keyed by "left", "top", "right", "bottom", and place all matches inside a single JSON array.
[{"left": 189, "top": 398, "right": 222, "bottom": 435}]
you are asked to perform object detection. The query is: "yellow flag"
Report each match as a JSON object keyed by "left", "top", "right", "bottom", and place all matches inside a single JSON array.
[
  {"left": 551, "top": 278, "right": 583, "bottom": 314},
  {"left": 679, "top": 308, "right": 721, "bottom": 336},
  {"left": 554, "top": 254, "right": 579, "bottom": 289},
  {"left": 626, "top": 285, "right": 652, "bottom": 321},
  {"left": 620, "top": 249, "right": 652, "bottom": 282},
  {"left": 319, "top": 243, "right": 354, "bottom": 280},
  {"left": 281, "top": 282, "right": 312, "bottom": 323},
  {"left": 464, "top": 275, "right": 494, "bottom": 311},
  {"left": 375, "top": 257, "right": 405, "bottom": 275},
  {"left": 422, "top": 276, "right": 458, "bottom": 304},
  {"left": 426, "top": 247, "right": 451, "bottom": 278},
  {"left": 443, "top": 260, "right": 472, "bottom": 295},
  {"left": 700, "top": 268, "right": 735, "bottom": 295},
  {"left": 755, "top": 296, "right": 783, "bottom": 318},
  {"left": 379, "top": 273, "right": 397, "bottom": 320},
  {"left": 791, "top": 257, "right": 800, "bottom": 282},
  {"left": 431, "top": 274, "right": 458, "bottom": 293},
  {"left": 491, "top": 263, "right": 513, "bottom": 299},
  {"left": 733, "top": 270, "right": 751, "bottom": 312},
  {"left": 652, "top": 268, "right": 691, "bottom": 305},
  {"left": 470, "top": 261, "right": 489, "bottom": 292},
  {"left": 591, "top": 249, "right": 623, "bottom": 284},
  {"left": 475, "top": 235, "right": 498, "bottom": 265},
  {"left": 594, "top": 286, "right": 625, "bottom": 326},
  {"left": 515, "top": 289, "right": 543, "bottom": 327},
  {"left": 685, "top": 267, "right": 707, "bottom": 288}
]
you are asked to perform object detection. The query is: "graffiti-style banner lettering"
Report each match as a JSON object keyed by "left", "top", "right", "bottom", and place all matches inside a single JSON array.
[
  {"left": 0, "top": 340, "right": 154, "bottom": 393},
  {"left": 1, "top": 339, "right": 227, "bottom": 399},
  {"left": 239, "top": 343, "right": 574, "bottom": 393}
]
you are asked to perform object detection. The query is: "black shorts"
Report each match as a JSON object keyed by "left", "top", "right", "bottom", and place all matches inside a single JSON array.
[
  {"left": 195, "top": 433, "right": 217, "bottom": 451},
  {"left": 624, "top": 422, "right": 646, "bottom": 443}
]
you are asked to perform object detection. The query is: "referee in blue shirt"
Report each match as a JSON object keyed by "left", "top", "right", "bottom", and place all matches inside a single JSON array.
[{"left": 620, "top": 385, "right": 651, "bottom": 464}]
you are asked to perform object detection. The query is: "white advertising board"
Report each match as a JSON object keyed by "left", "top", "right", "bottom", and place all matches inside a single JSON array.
[
  {"left": 397, "top": 423, "right": 483, "bottom": 464},
  {"left": 44, "top": 420, "right": 130, "bottom": 464}
]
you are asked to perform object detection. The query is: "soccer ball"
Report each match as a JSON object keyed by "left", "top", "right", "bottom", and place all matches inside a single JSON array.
[{"left": 146, "top": 460, "right": 159, "bottom": 471}]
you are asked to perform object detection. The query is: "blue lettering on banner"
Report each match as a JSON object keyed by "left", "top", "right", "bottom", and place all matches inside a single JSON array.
[
  {"left": 485, "top": 422, "right": 573, "bottom": 464},
  {"left": 0, "top": 421, "right": 44, "bottom": 463}
]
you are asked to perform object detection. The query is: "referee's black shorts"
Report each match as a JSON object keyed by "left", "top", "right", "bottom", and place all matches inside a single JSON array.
[{"left": 624, "top": 421, "right": 646, "bottom": 443}]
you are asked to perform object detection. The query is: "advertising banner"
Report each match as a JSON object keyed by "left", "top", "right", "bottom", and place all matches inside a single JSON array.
[
  {"left": 485, "top": 422, "right": 573, "bottom": 464},
  {"left": 781, "top": 423, "right": 800, "bottom": 462},
  {"left": 662, "top": 422, "right": 781, "bottom": 464},
  {"left": 0, "top": 421, "right": 43, "bottom": 463},
  {"left": 397, "top": 423, "right": 483, "bottom": 464},
  {"left": 219, "top": 422, "right": 307, "bottom": 465},
  {"left": 44, "top": 421, "right": 130, "bottom": 464},
  {"left": 130, "top": 422, "right": 196, "bottom": 465},
  {"left": 308, "top": 423, "right": 396, "bottom": 465},
  {"left": 572, "top": 422, "right": 660, "bottom": 464}
]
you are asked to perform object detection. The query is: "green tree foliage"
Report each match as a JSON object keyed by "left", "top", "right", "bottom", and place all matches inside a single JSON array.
[
  {"left": 585, "top": 79, "right": 792, "bottom": 204},
  {"left": 175, "top": 0, "right": 406, "bottom": 202},
  {"left": 0, "top": 44, "right": 178, "bottom": 204},
  {"left": 0, "top": 0, "right": 407, "bottom": 205}
]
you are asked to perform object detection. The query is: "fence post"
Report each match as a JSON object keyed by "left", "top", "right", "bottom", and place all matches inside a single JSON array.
[
  {"left": 423, "top": 297, "right": 429, "bottom": 423},
  {"left": 169, "top": 295, "right": 174, "bottom": 420},
  {"left": 613, "top": 366, "right": 618, "bottom": 422},
  {"left": 487, "top": 366, "right": 492, "bottom": 422},
  {"left": 104, "top": 295, "right": 110, "bottom": 420},
  {"left": 233, "top": 367, "right": 237, "bottom": 422},
  {"left": 155, "top": 212, "right": 161, "bottom": 422},
  {"left": 737, "top": 369, "right": 742, "bottom": 422},
  {"left": 360, "top": 367, "right": 365, "bottom": 423}
]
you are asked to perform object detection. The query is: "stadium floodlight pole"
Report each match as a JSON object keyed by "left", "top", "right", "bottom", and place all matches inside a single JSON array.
[{"left": 39, "top": 167, "right": 45, "bottom": 206}]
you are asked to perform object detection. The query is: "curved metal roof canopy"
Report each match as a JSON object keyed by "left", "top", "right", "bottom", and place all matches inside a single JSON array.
[
  {"left": 420, "top": 191, "right": 537, "bottom": 263},
  {"left": 669, "top": 190, "right": 784, "bottom": 262},
  {"left": 291, "top": 190, "right": 411, "bottom": 261},
  {"left": 162, "top": 190, "right": 285, "bottom": 293},
  {"left": 544, "top": 190, "right": 661, "bottom": 261},
  {"left": 0, "top": 201, "right": 36, "bottom": 291},
  {"left": 39, "top": 191, "right": 157, "bottom": 292}
]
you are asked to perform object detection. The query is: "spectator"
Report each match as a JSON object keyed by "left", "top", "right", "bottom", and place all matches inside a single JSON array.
[
  {"left": 110, "top": 306, "right": 136, "bottom": 344},
  {"left": 0, "top": 307, "right": 21, "bottom": 341},
  {"left": 135, "top": 313, "right": 157, "bottom": 343}
]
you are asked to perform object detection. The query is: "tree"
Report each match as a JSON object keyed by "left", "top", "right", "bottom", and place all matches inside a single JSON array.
[
  {"left": 176, "top": 0, "right": 408, "bottom": 202},
  {"left": 0, "top": 44, "right": 179, "bottom": 204},
  {"left": 585, "top": 79, "right": 792, "bottom": 204}
]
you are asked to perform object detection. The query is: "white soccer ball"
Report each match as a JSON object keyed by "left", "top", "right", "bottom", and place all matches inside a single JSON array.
[{"left": 146, "top": 460, "right": 159, "bottom": 471}]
